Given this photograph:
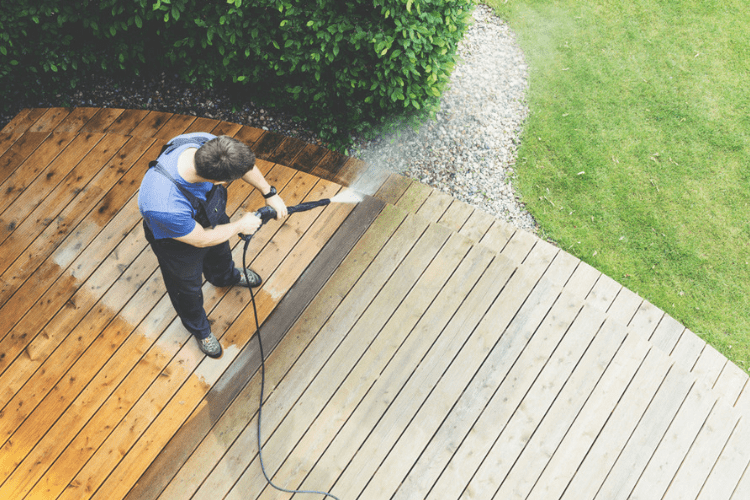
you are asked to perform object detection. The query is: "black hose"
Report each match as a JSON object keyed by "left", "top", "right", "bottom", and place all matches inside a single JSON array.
[{"left": 240, "top": 201, "right": 341, "bottom": 500}]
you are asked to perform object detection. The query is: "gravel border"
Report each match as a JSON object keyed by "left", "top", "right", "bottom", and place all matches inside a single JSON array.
[
  {"left": 350, "top": 5, "right": 537, "bottom": 233},
  {"left": 1, "top": 4, "right": 537, "bottom": 234}
]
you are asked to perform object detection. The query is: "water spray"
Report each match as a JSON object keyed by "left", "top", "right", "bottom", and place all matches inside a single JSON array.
[{"left": 239, "top": 188, "right": 363, "bottom": 500}]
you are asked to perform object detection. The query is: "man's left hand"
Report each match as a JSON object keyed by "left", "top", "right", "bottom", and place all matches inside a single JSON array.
[{"left": 266, "top": 194, "right": 288, "bottom": 219}]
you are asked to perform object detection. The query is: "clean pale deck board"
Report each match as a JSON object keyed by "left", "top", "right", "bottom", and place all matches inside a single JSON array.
[{"left": 1, "top": 108, "right": 749, "bottom": 500}]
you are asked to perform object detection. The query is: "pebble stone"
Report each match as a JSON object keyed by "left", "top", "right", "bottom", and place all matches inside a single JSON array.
[{"left": 0, "top": 4, "right": 536, "bottom": 233}]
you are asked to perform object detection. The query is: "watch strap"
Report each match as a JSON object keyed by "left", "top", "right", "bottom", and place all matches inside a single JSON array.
[{"left": 263, "top": 186, "right": 277, "bottom": 199}]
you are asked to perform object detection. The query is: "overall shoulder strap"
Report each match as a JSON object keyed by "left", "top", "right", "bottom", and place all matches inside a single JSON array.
[
  {"left": 162, "top": 135, "right": 210, "bottom": 153},
  {"left": 151, "top": 162, "right": 207, "bottom": 213},
  {"left": 149, "top": 135, "right": 212, "bottom": 167}
]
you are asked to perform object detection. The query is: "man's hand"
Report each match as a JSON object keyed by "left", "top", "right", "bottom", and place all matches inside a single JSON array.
[
  {"left": 236, "top": 211, "right": 263, "bottom": 234},
  {"left": 265, "top": 194, "right": 288, "bottom": 219}
]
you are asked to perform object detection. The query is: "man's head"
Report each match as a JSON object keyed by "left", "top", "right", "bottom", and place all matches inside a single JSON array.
[{"left": 194, "top": 135, "right": 255, "bottom": 183}]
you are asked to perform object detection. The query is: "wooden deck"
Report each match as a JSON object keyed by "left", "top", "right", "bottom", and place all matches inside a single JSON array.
[{"left": 2, "top": 107, "right": 750, "bottom": 500}]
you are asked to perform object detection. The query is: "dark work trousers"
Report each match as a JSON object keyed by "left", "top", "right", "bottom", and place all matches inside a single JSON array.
[{"left": 143, "top": 217, "right": 240, "bottom": 340}]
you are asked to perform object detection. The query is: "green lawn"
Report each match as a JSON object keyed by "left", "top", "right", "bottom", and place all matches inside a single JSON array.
[{"left": 486, "top": 0, "right": 750, "bottom": 369}]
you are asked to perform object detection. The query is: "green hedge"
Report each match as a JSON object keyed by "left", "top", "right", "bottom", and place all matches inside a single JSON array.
[{"left": 1, "top": 0, "right": 474, "bottom": 145}]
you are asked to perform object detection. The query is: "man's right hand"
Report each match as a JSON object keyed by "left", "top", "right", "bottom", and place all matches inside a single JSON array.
[{"left": 236, "top": 211, "right": 263, "bottom": 235}]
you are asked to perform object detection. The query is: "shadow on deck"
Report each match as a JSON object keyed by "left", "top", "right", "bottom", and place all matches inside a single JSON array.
[{"left": 1, "top": 108, "right": 749, "bottom": 500}]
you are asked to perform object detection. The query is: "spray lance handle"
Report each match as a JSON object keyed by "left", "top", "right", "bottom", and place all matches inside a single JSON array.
[{"left": 239, "top": 205, "right": 277, "bottom": 242}]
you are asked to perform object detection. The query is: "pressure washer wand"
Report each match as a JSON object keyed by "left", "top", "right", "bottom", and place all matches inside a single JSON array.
[{"left": 239, "top": 198, "right": 331, "bottom": 241}]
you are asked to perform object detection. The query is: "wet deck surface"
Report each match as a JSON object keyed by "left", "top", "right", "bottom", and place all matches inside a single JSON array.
[{"left": 2, "top": 108, "right": 750, "bottom": 500}]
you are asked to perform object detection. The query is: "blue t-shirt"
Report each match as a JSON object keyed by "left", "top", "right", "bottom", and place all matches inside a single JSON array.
[{"left": 138, "top": 132, "right": 216, "bottom": 239}]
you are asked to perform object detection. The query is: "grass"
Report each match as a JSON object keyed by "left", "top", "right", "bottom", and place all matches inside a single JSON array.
[{"left": 485, "top": 0, "right": 750, "bottom": 370}]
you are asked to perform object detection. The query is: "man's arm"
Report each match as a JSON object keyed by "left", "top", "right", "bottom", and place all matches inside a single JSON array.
[
  {"left": 242, "top": 165, "right": 288, "bottom": 219},
  {"left": 174, "top": 212, "right": 262, "bottom": 248}
]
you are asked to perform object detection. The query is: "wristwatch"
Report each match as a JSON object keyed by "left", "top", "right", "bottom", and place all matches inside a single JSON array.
[{"left": 263, "top": 186, "right": 277, "bottom": 199}]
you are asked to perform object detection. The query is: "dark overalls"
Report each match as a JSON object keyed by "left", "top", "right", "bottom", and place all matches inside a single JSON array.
[{"left": 143, "top": 140, "right": 242, "bottom": 340}]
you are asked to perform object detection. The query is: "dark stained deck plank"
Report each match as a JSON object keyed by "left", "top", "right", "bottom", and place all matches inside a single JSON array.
[
  {"left": 128, "top": 110, "right": 175, "bottom": 137},
  {"left": 0, "top": 131, "right": 55, "bottom": 185},
  {"left": 0, "top": 135, "right": 133, "bottom": 328},
  {"left": 0, "top": 134, "right": 135, "bottom": 304},
  {"left": 208, "top": 120, "right": 244, "bottom": 138},
  {"left": 1, "top": 108, "right": 49, "bottom": 134},
  {"left": 0, "top": 136, "right": 154, "bottom": 373},
  {"left": 309, "top": 148, "right": 350, "bottom": 181},
  {"left": 0, "top": 221, "right": 155, "bottom": 499},
  {"left": 267, "top": 136, "right": 308, "bottom": 167},
  {"left": 0, "top": 116, "right": 249, "bottom": 349},
  {"left": 232, "top": 124, "right": 265, "bottom": 147},
  {"left": 251, "top": 130, "right": 286, "bottom": 160},
  {"left": 103, "top": 108, "right": 150, "bottom": 135},
  {"left": 287, "top": 142, "right": 332, "bottom": 174},
  {"left": 0, "top": 117, "right": 256, "bottom": 497},
  {"left": 0, "top": 132, "right": 81, "bottom": 216},
  {"left": 26, "top": 107, "right": 71, "bottom": 133},
  {"left": 79, "top": 108, "right": 126, "bottom": 133},
  {"left": 0, "top": 131, "right": 23, "bottom": 160},
  {"left": 53, "top": 107, "right": 101, "bottom": 133}
]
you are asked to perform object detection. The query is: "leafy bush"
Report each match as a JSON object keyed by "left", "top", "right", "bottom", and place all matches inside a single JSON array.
[{"left": 1, "top": 0, "right": 474, "bottom": 146}]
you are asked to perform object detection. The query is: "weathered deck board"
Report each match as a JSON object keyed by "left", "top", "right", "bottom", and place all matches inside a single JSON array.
[{"left": 1, "top": 108, "right": 748, "bottom": 500}]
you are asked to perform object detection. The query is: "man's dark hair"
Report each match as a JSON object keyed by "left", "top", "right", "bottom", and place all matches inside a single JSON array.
[{"left": 194, "top": 136, "right": 255, "bottom": 182}]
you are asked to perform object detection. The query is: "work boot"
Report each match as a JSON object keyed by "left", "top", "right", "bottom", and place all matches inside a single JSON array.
[
  {"left": 198, "top": 333, "right": 223, "bottom": 358},
  {"left": 237, "top": 268, "right": 262, "bottom": 288}
]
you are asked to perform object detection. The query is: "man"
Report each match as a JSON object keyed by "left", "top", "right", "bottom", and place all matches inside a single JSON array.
[{"left": 138, "top": 132, "right": 287, "bottom": 358}]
